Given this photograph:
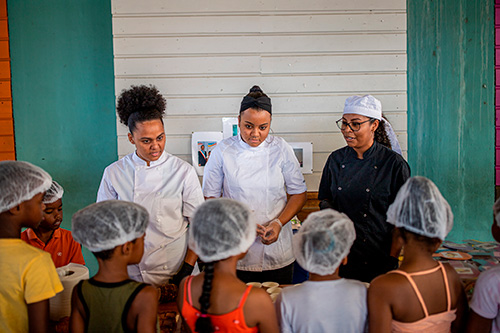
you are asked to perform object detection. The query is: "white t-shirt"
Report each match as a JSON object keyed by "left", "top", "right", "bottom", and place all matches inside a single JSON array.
[
  {"left": 275, "top": 279, "right": 367, "bottom": 333},
  {"left": 203, "top": 135, "right": 307, "bottom": 271},
  {"left": 97, "top": 151, "right": 204, "bottom": 285},
  {"left": 470, "top": 265, "right": 500, "bottom": 332}
]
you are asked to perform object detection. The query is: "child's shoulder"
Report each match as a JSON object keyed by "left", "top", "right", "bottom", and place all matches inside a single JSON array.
[
  {"left": 475, "top": 264, "right": 500, "bottom": 287},
  {"left": 369, "top": 270, "right": 409, "bottom": 294},
  {"left": 1, "top": 238, "right": 48, "bottom": 259}
]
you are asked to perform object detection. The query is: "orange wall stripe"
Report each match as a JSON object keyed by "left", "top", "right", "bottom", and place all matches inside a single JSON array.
[{"left": 0, "top": 0, "right": 14, "bottom": 161}]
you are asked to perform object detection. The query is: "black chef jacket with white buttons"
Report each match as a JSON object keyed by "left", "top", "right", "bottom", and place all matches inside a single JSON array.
[{"left": 318, "top": 141, "right": 410, "bottom": 282}]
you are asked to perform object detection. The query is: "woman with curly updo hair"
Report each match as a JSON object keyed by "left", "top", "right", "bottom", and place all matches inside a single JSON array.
[
  {"left": 97, "top": 85, "right": 204, "bottom": 287},
  {"left": 318, "top": 95, "right": 410, "bottom": 283}
]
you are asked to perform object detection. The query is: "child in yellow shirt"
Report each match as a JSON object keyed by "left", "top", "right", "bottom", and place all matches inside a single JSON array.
[{"left": 0, "top": 161, "right": 63, "bottom": 332}]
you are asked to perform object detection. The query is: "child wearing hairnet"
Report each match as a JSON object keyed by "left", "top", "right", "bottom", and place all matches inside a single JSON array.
[
  {"left": 0, "top": 161, "right": 63, "bottom": 332},
  {"left": 177, "top": 198, "right": 279, "bottom": 333},
  {"left": 70, "top": 200, "right": 158, "bottom": 332},
  {"left": 275, "top": 209, "right": 367, "bottom": 333},
  {"left": 21, "top": 181, "right": 85, "bottom": 267},
  {"left": 467, "top": 198, "right": 500, "bottom": 332},
  {"left": 368, "top": 176, "right": 468, "bottom": 332}
]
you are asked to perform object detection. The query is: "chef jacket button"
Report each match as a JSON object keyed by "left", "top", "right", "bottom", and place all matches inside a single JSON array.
[
  {"left": 363, "top": 238, "right": 366, "bottom": 242},
  {"left": 341, "top": 164, "right": 345, "bottom": 168},
  {"left": 374, "top": 165, "right": 378, "bottom": 169},
  {"left": 157, "top": 218, "right": 161, "bottom": 222},
  {"left": 163, "top": 265, "right": 167, "bottom": 269},
  {"left": 363, "top": 213, "right": 367, "bottom": 217},
  {"left": 141, "top": 270, "right": 146, "bottom": 274},
  {"left": 157, "top": 192, "right": 161, "bottom": 196},
  {"left": 338, "top": 186, "right": 342, "bottom": 191},
  {"left": 366, "top": 188, "right": 370, "bottom": 192}
]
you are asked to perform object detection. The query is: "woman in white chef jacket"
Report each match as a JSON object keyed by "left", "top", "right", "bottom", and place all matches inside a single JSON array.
[
  {"left": 97, "top": 85, "right": 204, "bottom": 287},
  {"left": 203, "top": 85, "right": 307, "bottom": 284}
]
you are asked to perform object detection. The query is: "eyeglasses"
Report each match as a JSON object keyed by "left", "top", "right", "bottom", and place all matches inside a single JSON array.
[{"left": 336, "top": 119, "right": 371, "bottom": 132}]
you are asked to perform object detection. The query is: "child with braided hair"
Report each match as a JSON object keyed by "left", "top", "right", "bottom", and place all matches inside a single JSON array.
[{"left": 177, "top": 199, "right": 279, "bottom": 333}]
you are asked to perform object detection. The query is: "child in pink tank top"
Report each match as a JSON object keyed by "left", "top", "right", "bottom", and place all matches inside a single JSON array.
[
  {"left": 367, "top": 177, "right": 468, "bottom": 332},
  {"left": 177, "top": 199, "right": 279, "bottom": 333}
]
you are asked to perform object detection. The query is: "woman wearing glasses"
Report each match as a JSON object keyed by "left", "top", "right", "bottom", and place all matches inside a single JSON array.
[{"left": 318, "top": 95, "right": 410, "bottom": 283}]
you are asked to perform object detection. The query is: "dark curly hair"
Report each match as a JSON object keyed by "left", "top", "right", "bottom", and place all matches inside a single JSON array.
[
  {"left": 370, "top": 116, "right": 392, "bottom": 149},
  {"left": 116, "top": 85, "right": 166, "bottom": 133}
]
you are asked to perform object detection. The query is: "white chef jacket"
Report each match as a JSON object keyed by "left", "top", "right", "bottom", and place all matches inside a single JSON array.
[
  {"left": 203, "top": 135, "right": 307, "bottom": 271},
  {"left": 97, "top": 151, "right": 204, "bottom": 286}
]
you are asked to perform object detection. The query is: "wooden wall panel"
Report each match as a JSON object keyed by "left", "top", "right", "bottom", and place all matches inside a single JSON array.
[
  {"left": 408, "top": 0, "right": 494, "bottom": 241},
  {"left": 112, "top": 0, "right": 408, "bottom": 190},
  {"left": 0, "top": 0, "right": 13, "bottom": 161}
]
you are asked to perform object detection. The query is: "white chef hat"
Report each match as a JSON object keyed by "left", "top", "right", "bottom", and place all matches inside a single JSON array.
[
  {"left": 343, "top": 95, "right": 382, "bottom": 120},
  {"left": 293, "top": 209, "right": 356, "bottom": 276},
  {"left": 72, "top": 200, "right": 149, "bottom": 252},
  {"left": 386, "top": 176, "right": 453, "bottom": 240},
  {"left": 343, "top": 94, "right": 402, "bottom": 155},
  {"left": 43, "top": 181, "right": 64, "bottom": 204},
  {"left": 0, "top": 160, "right": 52, "bottom": 213},
  {"left": 189, "top": 198, "right": 256, "bottom": 262}
]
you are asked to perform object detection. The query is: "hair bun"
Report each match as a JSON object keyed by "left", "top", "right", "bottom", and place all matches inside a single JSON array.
[{"left": 249, "top": 85, "right": 263, "bottom": 93}]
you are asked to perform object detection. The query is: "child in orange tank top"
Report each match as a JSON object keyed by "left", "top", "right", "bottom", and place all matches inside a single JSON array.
[
  {"left": 368, "top": 177, "right": 468, "bottom": 332},
  {"left": 177, "top": 199, "right": 279, "bottom": 333}
]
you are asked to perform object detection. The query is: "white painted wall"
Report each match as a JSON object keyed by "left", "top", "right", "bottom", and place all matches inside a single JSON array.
[{"left": 112, "top": 0, "right": 407, "bottom": 190}]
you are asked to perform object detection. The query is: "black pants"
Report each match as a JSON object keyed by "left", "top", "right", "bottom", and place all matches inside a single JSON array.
[{"left": 237, "top": 262, "right": 294, "bottom": 285}]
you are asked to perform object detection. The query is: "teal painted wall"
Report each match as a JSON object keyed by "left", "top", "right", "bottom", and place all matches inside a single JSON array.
[
  {"left": 408, "top": 0, "right": 495, "bottom": 241},
  {"left": 8, "top": 0, "right": 117, "bottom": 275}
]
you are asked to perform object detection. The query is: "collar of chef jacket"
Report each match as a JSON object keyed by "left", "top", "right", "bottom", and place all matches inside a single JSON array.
[
  {"left": 131, "top": 149, "right": 167, "bottom": 167},
  {"left": 236, "top": 133, "right": 271, "bottom": 151}
]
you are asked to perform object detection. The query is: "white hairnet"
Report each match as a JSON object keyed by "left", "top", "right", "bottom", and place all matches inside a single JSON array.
[
  {"left": 293, "top": 209, "right": 356, "bottom": 276},
  {"left": 72, "top": 200, "right": 149, "bottom": 252},
  {"left": 43, "top": 181, "right": 64, "bottom": 204},
  {"left": 0, "top": 161, "right": 52, "bottom": 213},
  {"left": 188, "top": 198, "right": 256, "bottom": 262},
  {"left": 386, "top": 176, "right": 453, "bottom": 240},
  {"left": 493, "top": 197, "right": 500, "bottom": 227}
]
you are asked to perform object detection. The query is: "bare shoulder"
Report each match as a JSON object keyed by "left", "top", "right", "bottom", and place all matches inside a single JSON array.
[
  {"left": 442, "top": 263, "right": 465, "bottom": 299},
  {"left": 130, "top": 284, "right": 158, "bottom": 315},
  {"left": 243, "top": 286, "right": 279, "bottom": 331},
  {"left": 246, "top": 286, "right": 274, "bottom": 306},
  {"left": 136, "top": 285, "right": 159, "bottom": 303},
  {"left": 369, "top": 272, "right": 410, "bottom": 302},
  {"left": 370, "top": 272, "right": 407, "bottom": 291},
  {"left": 243, "top": 287, "right": 275, "bottom": 319}
]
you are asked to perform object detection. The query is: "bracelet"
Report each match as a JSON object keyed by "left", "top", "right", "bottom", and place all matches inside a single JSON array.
[{"left": 271, "top": 218, "right": 283, "bottom": 230}]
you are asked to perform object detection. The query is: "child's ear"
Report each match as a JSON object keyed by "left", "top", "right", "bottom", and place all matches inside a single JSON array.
[
  {"left": 8, "top": 204, "right": 22, "bottom": 215},
  {"left": 121, "top": 242, "right": 132, "bottom": 255},
  {"left": 432, "top": 240, "right": 443, "bottom": 253},
  {"left": 341, "top": 256, "right": 348, "bottom": 266}
]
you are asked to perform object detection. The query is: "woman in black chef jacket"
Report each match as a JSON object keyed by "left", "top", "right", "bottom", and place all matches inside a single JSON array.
[{"left": 318, "top": 95, "right": 410, "bottom": 283}]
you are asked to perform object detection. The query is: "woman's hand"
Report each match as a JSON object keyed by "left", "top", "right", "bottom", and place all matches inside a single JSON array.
[{"left": 258, "top": 219, "right": 282, "bottom": 245}]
